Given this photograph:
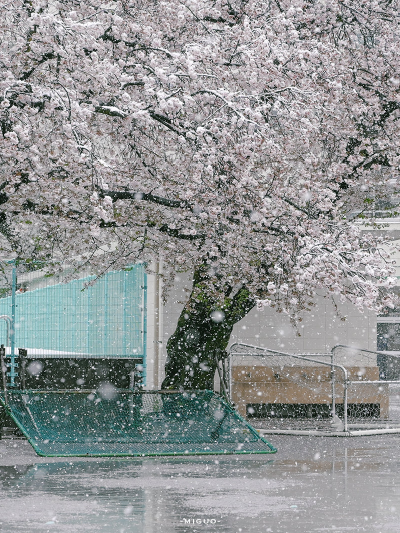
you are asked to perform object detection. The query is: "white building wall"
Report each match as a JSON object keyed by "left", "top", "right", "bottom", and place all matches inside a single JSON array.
[{"left": 231, "top": 295, "right": 377, "bottom": 355}]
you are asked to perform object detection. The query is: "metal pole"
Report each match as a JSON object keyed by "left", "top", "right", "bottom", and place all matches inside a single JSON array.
[
  {"left": 19, "top": 349, "right": 26, "bottom": 390},
  {"left": 0, "top": 316, "right": 12, "bottom": 347},
  {"left": 343, "top": 377, "right": 348, "bottom": 432},
  {"left": 10, "top": 266, "right": 16, "bottom": 387},
  {"left": 228, "top": 352, "right": 232, "bottom": 403},
  {"left": 154, "top": 262, "right": 160, "bottom": 389},
  {"left": 0, "top": 345, "right": 8, "bottom": 405},
  {"left": 143, "top": 271, "right": 147, "bottom": 388},
  {"left": 331, "top": 348, "right": 336, "bottom": 417},
  {"left": 215, "top": 354, "right": 229, "bottom": 403},
  {"left": 223, "top": 357, "right": 229, "bottom": 395}
]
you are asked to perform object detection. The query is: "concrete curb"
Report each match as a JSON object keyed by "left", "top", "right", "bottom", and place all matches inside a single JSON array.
[{"left": 259, "top": 428, "right": 400, "bottom": 437}]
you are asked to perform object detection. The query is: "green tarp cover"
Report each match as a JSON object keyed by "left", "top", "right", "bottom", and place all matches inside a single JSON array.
[{"left": 0, "top": 390, "right": 276, "bottom": 457}]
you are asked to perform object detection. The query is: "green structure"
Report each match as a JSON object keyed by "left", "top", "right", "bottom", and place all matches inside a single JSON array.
[
  {"left": 0, "top": 265, "right": 147, "bottom": 375},
  {"left": 0, "top": 265, "right": 276, "bottom": 457},
  {"left": 0, "top": 389, "right": 276, "bottom": 457}
]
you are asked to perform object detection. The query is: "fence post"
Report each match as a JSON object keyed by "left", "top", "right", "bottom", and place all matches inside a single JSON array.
[
  {"left": 331, "top": 348, "right": 336, "bottom": 418},
  {"left": 228, "top": 353, "right": 232, "bottom": 403},
  {"left": 215, "top": 353, "right": 229, "bottom": 403},
  {"left": 9, "top": 265, "right": 17, "bottom": 387},
  {"left": 0, "top": 316, "right": 11, "bottom": 347},
  {"left": 343, "top": 375, "right": 348, "bottom": 432},
  {"left": 0, "top": 345, "right": 8, "bottom": 405},
  {"left": 19, "top": 348, "right": 27, "bottom": 390}
]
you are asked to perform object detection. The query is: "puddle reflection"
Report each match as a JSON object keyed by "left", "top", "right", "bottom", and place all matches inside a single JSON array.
[{"left": 1, "top": 441, "right": 400, "bottom": 532}]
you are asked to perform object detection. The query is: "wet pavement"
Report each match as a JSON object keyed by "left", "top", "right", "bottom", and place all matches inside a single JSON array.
[{"left": 1, "top": 434, "right": 400, "bottom": 532}]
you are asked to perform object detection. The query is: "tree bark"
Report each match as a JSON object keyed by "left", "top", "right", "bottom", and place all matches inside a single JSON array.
[{"left": 161, "top": 269, "right": 255, "bottom": 390}]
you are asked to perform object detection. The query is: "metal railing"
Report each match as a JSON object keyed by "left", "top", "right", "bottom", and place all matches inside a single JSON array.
[
  {"left": 227, "top": 343, "right": 349, "bottom": 431},
  {"left": 0, "top": 315, "right": 11, "bottom": 347},
  {"left": 226, "top": 343, "right": 400, "bottom": 434}
]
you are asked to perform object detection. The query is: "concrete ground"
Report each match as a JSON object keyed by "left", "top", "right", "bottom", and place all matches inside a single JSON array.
[{"left": 1, "top": 433, "right": 400, "bottom": 533}]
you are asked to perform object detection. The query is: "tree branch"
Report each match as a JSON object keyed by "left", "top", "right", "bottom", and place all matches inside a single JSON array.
[
  {"left": 283, "top": 197, "right": 319, "bottom": 219},
  {"left": 20, "top": 52, "right": 56, "bottom": 81},
  {"left": 103, "top": 189, "right": 193, "bottom": 210},
  {"left": 158, "top": 224, "right": 204, "bottom": 241},
  {"left": 95, "top": 106, "right": 185, "bottom": 135}
]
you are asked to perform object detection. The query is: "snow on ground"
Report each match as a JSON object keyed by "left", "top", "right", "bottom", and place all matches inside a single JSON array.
[{"left": 1, "top": 435, "right": 400, "bottom": 532}]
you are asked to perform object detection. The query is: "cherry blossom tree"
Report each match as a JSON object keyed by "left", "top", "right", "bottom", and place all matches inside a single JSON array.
[{"left": 0, "top": 0, "right": 400, "bottom": 388}]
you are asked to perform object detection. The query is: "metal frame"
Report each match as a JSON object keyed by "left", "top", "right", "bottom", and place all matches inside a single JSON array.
[
  {"left": 0, "top": 262, "right": 148, "bottom": 385},
  {"left": 0, "top": 345, "right": 8, "bottom": 405},
  {"left": 0, "top": 315, "right": 12, "bottom": 347},
  {"left": 0, "top": 389, "right": 277, "bottom": 457},
  {"left": 332, "top": 344, "right": 400, "bottom": 417},
  {"left": 10, "top": 266, "right": 16, "bottom": 386},
  {"left": 227, "top": 343, "right": 349, "bottom": 430},
  {"left": 227, "top": 343, "right": 400, "bottom": 435}
]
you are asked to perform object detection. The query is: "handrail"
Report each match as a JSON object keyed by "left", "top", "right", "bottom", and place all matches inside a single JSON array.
[
  {"left": 0, "top": 345, "right": 8, "bottom": 405},
  {"left": 229, "top": 342, "right": 331, "bottom": 358},
  {"left": 331, "top": 344, "right": 400, "bottom": 428},
  {"left": 228, "top": 343, "right": 349, "bottom": 432},
  {"left": 0, "top": 315, "right": 12, "bottom": 405},
  {"left": 0, "top": 315, "right": 12, "bottom": 347},
  {"left": 332, "top": 344, "right": 400, "bottom": 360}
]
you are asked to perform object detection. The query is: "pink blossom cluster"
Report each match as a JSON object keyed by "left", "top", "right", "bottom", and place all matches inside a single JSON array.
[{"left": 0, "top": 0, "right": 399, "bottom": 317}]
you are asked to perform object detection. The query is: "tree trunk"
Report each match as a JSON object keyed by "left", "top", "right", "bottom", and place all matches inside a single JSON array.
[{"left": 161, "top": 270, "right": 254, "bottom": 390}]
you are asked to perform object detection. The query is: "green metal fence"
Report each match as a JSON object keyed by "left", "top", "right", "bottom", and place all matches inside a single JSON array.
[
  {"left": 0, "top": 389, "right": 277, "bottom": 457},
  {"left": 0, "top": 264, "right": 147, "bottom": 382}
]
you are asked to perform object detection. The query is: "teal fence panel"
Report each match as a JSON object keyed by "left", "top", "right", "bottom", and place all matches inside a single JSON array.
[{"left": 0, "top": 265, "right": 146, "bottom": 371}]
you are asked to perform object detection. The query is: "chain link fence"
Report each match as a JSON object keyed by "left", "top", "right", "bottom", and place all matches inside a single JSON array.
[{"left": 0, "top": 261, "right": 147, "bottom": 389}]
